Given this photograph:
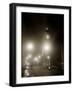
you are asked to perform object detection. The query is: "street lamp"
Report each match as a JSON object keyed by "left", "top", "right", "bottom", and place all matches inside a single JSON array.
[
  {"left": 43, "top": 42, "right": 52, "bottom": 53},
  {"left": 42, "top": 32, "right": 53, "bottom": 69},
  {"left": 26, "top": 42, "right": 34, "bottom": 51},
  {"left": 24, "top": 69, "right": 30, "bottom": 76},
  {"left": 24, "top": 60, "right": 30, "bottom": 66},
  {"left": 47, "top": 56, "right": 50, "bottom": 59},
  {"left": 34, "top": 57, "right": 38, "bottom": 62},
  {"left": 38, "top": 55, "right": 41, "bottom": 59},
  {"left": 25, "top": 54, "right": 32, "bottom": 60},
  {"left": 33, "top": 56, "right": 41, "bottom": 64},
  {"left": 47, "top": 55, "right": 51, "bottom": 69},
  {"left": 43, "top": 43, "right": 49, "bottom": 51},
  {"left": 28, "top": 54, "right": 32, "bottom": 58},
  {"left": 46, "top": 35, "right": 50, "bottom": 39}
]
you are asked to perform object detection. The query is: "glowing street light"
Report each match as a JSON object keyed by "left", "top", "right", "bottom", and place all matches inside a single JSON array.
[
  {"left": 25, "top": 69, "right": 30, "bottom": 76},
  {"left": 26, "top": 54, "right": 32, "bottom": 60},
  {"left": 43, "top": 43, "right": 49, "bottom": 51},
  {"left": 28, "top": 54, "right": 32, "bottom": 58},
  {"left": 26, "top": 57, "right": 29, "bottom": 60},
  {"left": 48, "top": 66, "right": 51, "bottom": 69},
  {"left": 38, "top": 55, "right": 41, "bottom": 59},
  {"left": 45, "top": 27, "right": 48, "bottom": 31},
  {"left": 34, "top": 57, "right": 39, "bottom": 63},
  {"left": 26, "top": 66, "right": 30, "bottom": 69},
  {"left": 43, "top": 42, "right": 52, "bottom": 52},
  {"left": 47, "top": 56, "right": 50, "bottom": 59},
  {"left": 26, "top": 42, "right": 34, "bottom": 51},
  {"left": 24, "top": 60, "right": 30, "bottom": 66},
  {"left": 46, "top": 35, "right": 50, "bottom": 39}
]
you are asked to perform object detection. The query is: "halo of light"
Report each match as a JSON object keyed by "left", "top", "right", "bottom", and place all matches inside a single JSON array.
[
  {"left": 25, "top": 69, "right": 30, "bottom": 76},
  {"left": 48, "top": 66, "right": 51, "bottom": 69},
  {"left": 25, "top": 60, "right": 30, "bottom": 66},
  {"left": 26, "top": 42, "right": 34, "bottom": 51},
  {"left": 26, "top": 57, "right": 29, "bottom": 60},
  {"left": 26, "top": 66, "right": 30, "bottom": 69},
  {"left": 47, "top": 56, "right": 50, "bottom": 59},
  {"left": 43, "top": 42, "right": 52, "bottom": 52},
  {"left": 45, "top": 27, "right": 48, "bottom": 30},
  {"left": 38, "top": 55, "right": 41, "bottom": 59},
  {"left": 43, "top": 43, "right": 49, "bottom": 51},
  {"left": 34, "top": 57, "right": 39, "bottom": 63},
  {"left": 46, "top": 35, "right": 50, "bottom": 39},
  {"left": 28, "top": 54, "right": 32, "bottom": 58},
  {"left": 26, "top": 54, "right": 32, "bottom": 60}
]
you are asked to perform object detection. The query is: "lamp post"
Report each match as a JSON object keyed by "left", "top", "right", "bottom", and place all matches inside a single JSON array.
[
  {"left": 26, "top": 42, "right": 34, "bottom": 51},
  {"left": 24, "top": 42, "right": 34, "bottom": 77},
  {"left": 42, "top": 27, "right": 52, "bottom": 69}
]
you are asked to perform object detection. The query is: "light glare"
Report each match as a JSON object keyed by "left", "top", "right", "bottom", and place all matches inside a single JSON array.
[
  {"left": 28, "top": 54, "right": 32, "bottom": 58},
  {"left": 34, "top": 57, "right": 39, "bottom": 62},
  {"left": 25, "top": 54, "right": 32, "bottom": 60},
  {"left": 47, "top": 56, "right": 50, "bottom": 59},
  {"left": 25, "top": 69, "right": 30, "bottom": 76},
  {"left": 46, "top": 35, "right": 50, "bottom": 39},
  {"left": 38, "top": 55, "right": 41, "bottom": 59},
  {"left": 26, "top": 42, "right": 34, "bottom": 51},
  {"left": 43, "top": 42, "right": 52, "bottom": 52}
]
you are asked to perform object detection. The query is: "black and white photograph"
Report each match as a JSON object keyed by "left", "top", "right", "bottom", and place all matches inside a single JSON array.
[{"left": 22, "top": 13, "right": 64, "bottom": 77}]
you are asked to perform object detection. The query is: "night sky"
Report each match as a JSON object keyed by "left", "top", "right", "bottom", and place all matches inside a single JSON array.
[
  {"left": 22, "top": 13, "right": 64, "bottom": 44},
  {"left": 22, "top": 12, "right": 64, "bottom": 77}
]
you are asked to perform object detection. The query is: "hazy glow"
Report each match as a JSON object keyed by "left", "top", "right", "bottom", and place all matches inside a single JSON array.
[
  {"left": 43, "top": 43, "right": 49, "bottom": 51},
  {"left": 46, "top": 35, "right": 50, "bottom": 39},
  {"left": 28, "top": 54, "right": 32, "bottom": 58},
  {"left": 25, "top": 69, "right": 30, "bottom": 76},
  {"left": 38, "top": 55, "right": 41, "bottom": 59},
  {"left": 26, "top": 54, "right": 32, "bottom": 60},
  {"left": 45, "top": 27, "right": 48, "bottom": 30},
  {"left": 26, "top": 66, "right": 30, "bottom": 69},
  {"left": 25, "top": 61, "right": 30, "bottom": 66},
  {"left": 34, "top": 57, "right": 39, "bottom": 62},
  {"left": 26, "top": 57, "right": 29, "bottom": 60},
  {"left": 43, "top": 42, "right": 52, "bottom": 52},
  {"left": 26, "top": 42, "right": 34, "bottom": 51},
  {"left": 48, "top": 66, "right": 51, "bottom": 69},
  {"left": 47, "top": 56, "right": 50, "bottom": 59}
]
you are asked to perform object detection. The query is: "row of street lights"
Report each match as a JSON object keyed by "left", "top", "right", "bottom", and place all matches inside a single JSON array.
[{"left": 23, "top": 28, "right": 53, "bottom": 76}]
